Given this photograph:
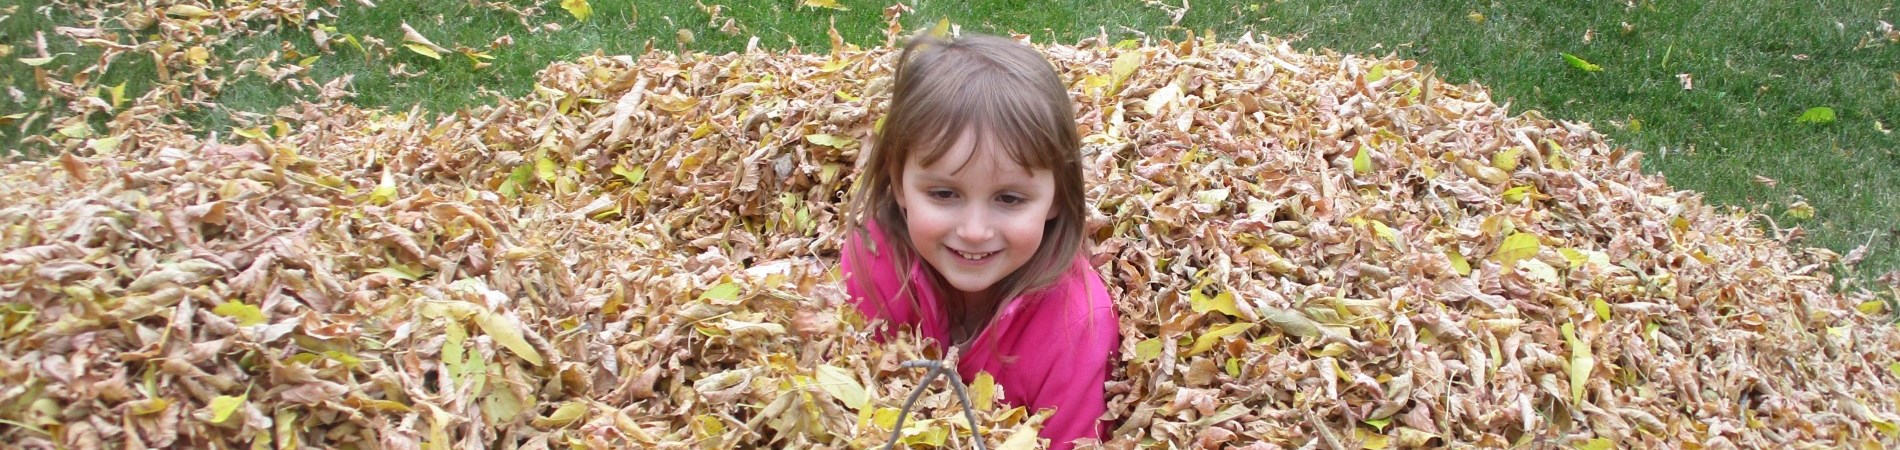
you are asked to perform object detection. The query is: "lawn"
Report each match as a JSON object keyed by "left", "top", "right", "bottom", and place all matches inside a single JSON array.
[{"left": 2, "top": 0, "right": 1896, "bottom": 282}]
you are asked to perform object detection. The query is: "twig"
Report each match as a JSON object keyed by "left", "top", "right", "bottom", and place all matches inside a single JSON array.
[{"left": 883, "top": 359, "right": 987, "bottom": 450}]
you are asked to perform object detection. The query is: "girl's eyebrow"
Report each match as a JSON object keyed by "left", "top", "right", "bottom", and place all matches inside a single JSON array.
[{"left": 914, "top": 174, "right": 1043, "bottom": 192}]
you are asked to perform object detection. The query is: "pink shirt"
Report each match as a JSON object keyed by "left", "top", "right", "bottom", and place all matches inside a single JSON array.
[{"left": 842, "top": 223, "right": 1120, "bottom": 450}]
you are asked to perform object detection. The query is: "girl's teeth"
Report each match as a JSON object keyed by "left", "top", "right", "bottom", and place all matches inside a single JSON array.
[{"left": 956, "top": 250, "right": 994, "bottom": 260}]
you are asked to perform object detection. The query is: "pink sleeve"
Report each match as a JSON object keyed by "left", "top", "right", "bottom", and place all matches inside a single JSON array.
[
  {"left": 1031, "top": 264, "right": 1120, "bottom": 449},
  {"left": 840, "top": 226, "right": 919, "bottom": 330}
]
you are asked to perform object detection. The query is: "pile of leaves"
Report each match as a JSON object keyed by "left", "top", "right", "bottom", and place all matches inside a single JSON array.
[{"left": 6, "top": 15, "right": 1900, "bottom": 450}]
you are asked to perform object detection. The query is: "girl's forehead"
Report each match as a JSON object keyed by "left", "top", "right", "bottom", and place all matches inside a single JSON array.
[{"left": 909, "top": 130, "right": 1035, "bottom": 176}]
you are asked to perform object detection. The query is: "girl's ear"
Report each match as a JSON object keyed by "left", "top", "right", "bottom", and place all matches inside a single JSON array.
[{"left": 1045, "top": 200, "right": 1059, "bottom": 221}]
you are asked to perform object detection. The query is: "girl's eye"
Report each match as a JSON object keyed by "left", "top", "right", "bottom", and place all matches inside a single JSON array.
[
  {"left": 997, "top": 194, "right": 1026, "bottom": 205},
  {"left": 928, "top": 189, "right": 957, "bottom": 200}
]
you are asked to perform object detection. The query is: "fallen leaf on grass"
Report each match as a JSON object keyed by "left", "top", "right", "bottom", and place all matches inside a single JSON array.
[
  {"left": 561, "top": 0, "right": 592, "bottom": 21},
  {"left": 1561, "top": 52, "right": 1602, "bottom": 72},
  {"left": 401, "top": 22, "right": 450, "bottom": 60},
  {"left": 1796, "top": 106, "right": 1836, "bottom": 124}
]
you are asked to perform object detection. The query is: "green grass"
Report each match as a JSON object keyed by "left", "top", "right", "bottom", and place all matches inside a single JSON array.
[{"left": 3, "top": 0, "right": 1896, "bottom": 282}]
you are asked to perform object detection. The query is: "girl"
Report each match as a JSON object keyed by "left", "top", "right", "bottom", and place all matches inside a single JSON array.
[{"left": 842, "top": 32, "right": 1120, "bottom": 449}]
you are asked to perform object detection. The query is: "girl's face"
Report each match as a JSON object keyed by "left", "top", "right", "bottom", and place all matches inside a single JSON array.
[{"left": 895, "top": 130, "right": 1057, "bottom": 301}]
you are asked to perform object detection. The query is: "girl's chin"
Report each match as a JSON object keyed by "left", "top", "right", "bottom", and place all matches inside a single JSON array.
[{"left": 939, "top": 273, "right": 999, "bottom": 294}]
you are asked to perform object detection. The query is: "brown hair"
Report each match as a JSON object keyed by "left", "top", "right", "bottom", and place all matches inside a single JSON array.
[{"left": 846, "top": 32, "right": 1087, "bottom": 319}]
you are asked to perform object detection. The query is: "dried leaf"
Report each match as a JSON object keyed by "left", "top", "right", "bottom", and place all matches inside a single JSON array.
[{"left": 474, "top": 310, "right": 544, "bottom": 366}]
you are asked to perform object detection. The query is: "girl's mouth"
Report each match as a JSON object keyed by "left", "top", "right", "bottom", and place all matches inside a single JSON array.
[{"left": 952, "top": 248, "right": 998, "bottom": 261}]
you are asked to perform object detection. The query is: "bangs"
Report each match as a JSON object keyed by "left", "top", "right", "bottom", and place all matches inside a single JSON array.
[{"left": 895, "top": 46, "right": 1070, "bottom": 175}]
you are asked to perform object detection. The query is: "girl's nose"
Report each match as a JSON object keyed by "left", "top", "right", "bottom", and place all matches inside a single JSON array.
[{"left": 956, "top": 208, "right": 996, "bottom": 243}]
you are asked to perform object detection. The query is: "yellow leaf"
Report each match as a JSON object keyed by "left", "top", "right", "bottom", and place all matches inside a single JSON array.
[
  {"left": 1366, "top": 63, "right": 1389, "bottom": 83},
  {"left": 1593, "top": 298, "right": 1612, "bottom": 321},
  {"left": 1132, "top": 337, "right": 1163, "bottom": 364},
  {"left": 996, "top": 422, "right": 1043, "bottom": 450},
  {"left": 692, "top": 414, "right": 726, "bottom": 440},
  {"left": 535, "top": 157, "right": 558, "bottom": 182},
  {"left": 1492, "top": 147, "right": 1523, "bottom": 172},
  {"left": 322, "top": 351, "right": 364, "bottom": 369},
  {"left": 1194, "top": 188, "right": 1230, "bottom": 206},
  {"left": 213, "top": 301, "right": 267, "bottom": 326},
  {"left": 1828, "top": 325, "right": 1850, "bottom": 340},
  {"left": 1445, "top": 248, "right": 1471, "bottom": 276},
  {"left": 927, "top": 18, "right": 952, "bottom": 38},
  {"left": 1353, "top": 145, "right": 1373, "bottom": 174},
  {"left": 801, "top": 0, "right": 848, "bottom": 10},
  {"left": 1190, "top": 290, "right": 1244, "bottom": 318},
  {"left": 970, "top": 372, "right": 996, "bottom": 410},
  {"left": 369, "top": 184, "right": 398, "bottom": 205},
  {"left": 612, "top": 164, "right": 645, "bottom": 185},
  {"left": 1311, "top": 342, "right": 1352, "bottom": 358},
  {"left": 109, "top": 82, "right": 127, "bottom": 108},
  {"left": 806, "top": 133, "right": 853, "bottom": 148},
  {"left": 899, "top": 418, "right": 950, "bottom": 446},
  {"left": 1190, "top": 323, "right": 1254, "bottom": 355},
  {"left": 207, "top": 393, "right": 246, "bottom": 423},
  {"left": 129, "top": 398, "right": 171, "bottom": 415},
  {"left": 1559, "top": 248, "right": 1587, "bottom": 268},
  {"left": 1890, "top": 362, "right": 1900, "bottom": 379},
  {"left": 18, "top": 55, "right": 59, "bottom": 66},
  {"left": 1110, "top": 51, "right": 1140, "bottom": 94},
  {"left": 474, "top": 310, "right": 545, "bottom": 366},
  {"left": 561, "top": 0, "right": 593, "bottom": 21},
  {"left": 1363, "top": 417, "right": 1392, "bottom": 431},
  {"left": 816, "top": 365, "right": 869, "bottom": 410},
  {"left": 1785, "top": 201, "right": 1815, "bottom": 220},
  {"left": 1358, "top": 427, "right": 1392, "bottom": 449},
  {"left": 400, "top": 23, "right": 448, "bottom": 60},
  {"left": 699, "top": 282, "right": 741, "bottom": 303},
  {"left": 89, "top": 136, "right": 122, "bottom": 154},
  {"left": 1502, "top": 186, "right": 1533, "bottom": 203},
  {"left": 1369, "top": 220, "right": 1399, "bottom": 245},
  {"left": 1493, "top": 233, "right": 1541, "bottom": 267},
  {"left": 404, "top": 43, "right": 442, "bottom": 60},
  {"left": 186, "top": 46, "right": 210, "bottom": 66},
  {"left": 1577, "top": 438, "right": 1614, "bottom": 450},
  {"left": 531, "top": 401, "right": 587, "bottom": 428},
  {"left": 341, "top": 34, "right": 365, "bottom": 53},
  {"left": 1562, "top": 323, "right": 1594, "bottom": 404},
  {"left": 234, "top": 127, "right": 269, "bottom": 140},
  {"left": 1858, "top": 300, "right": 1888, "bottom": 315},
  {"left": 819, "top": 58, "right": 853, "bottom": 73},
  {"left": 165, "top": 5, "right": 216, "bottom": 19},
  {"left": 1520, "top": 259, "right": 1560, "bottom": 285},
  {"left": 1873, "top": 417, "right": 1900, "bottom": 437}
]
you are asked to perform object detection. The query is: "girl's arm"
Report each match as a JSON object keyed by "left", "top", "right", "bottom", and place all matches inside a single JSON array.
[
  {"left": 1029, "top": 269, "right": 1121, "bottom": 450},
  {"left": 840, "top": 227, "right": 919, "bottom": 329}
]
